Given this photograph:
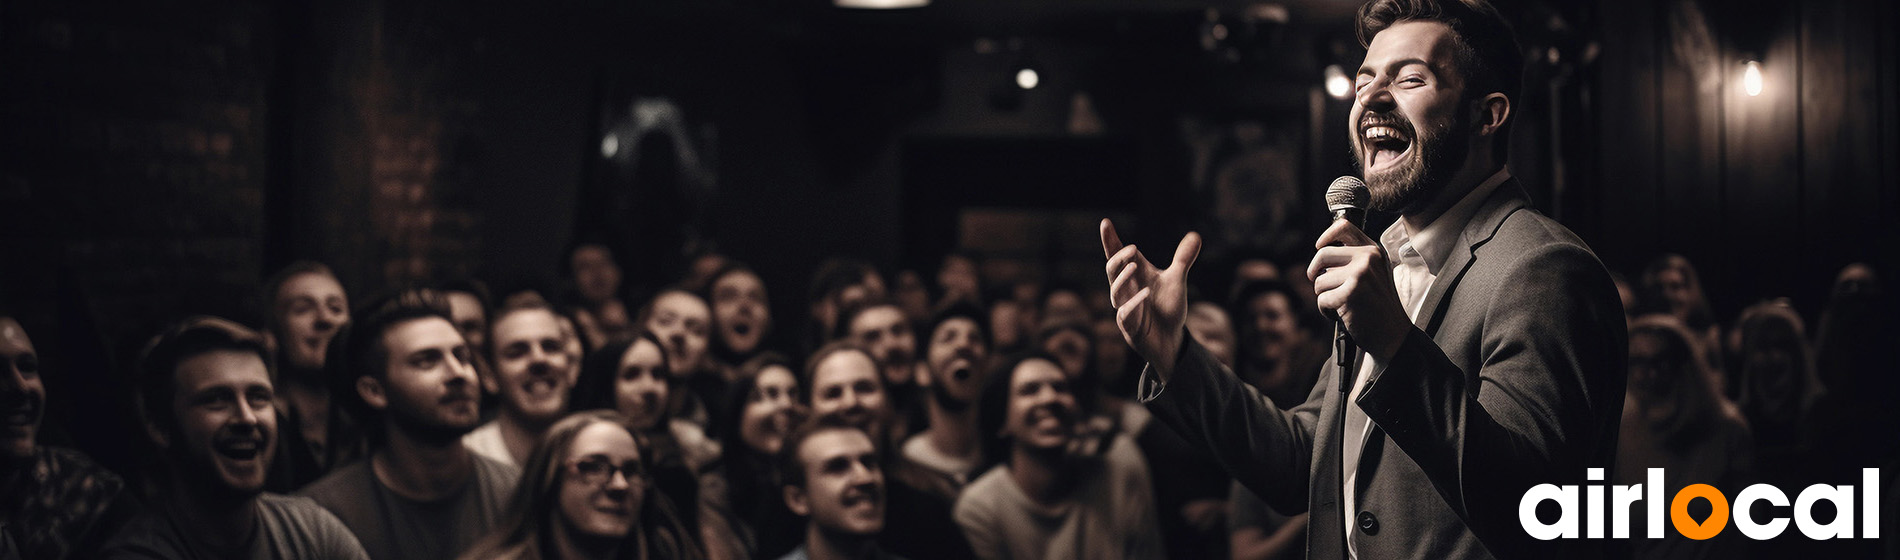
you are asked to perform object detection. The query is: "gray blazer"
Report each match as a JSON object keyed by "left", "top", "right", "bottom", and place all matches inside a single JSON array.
[{"left": 1140, "top": 180, "right": 1627, "bottom": 559}]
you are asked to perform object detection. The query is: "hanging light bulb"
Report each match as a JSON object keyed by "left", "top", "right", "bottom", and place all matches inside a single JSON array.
[
  {"left": 1016, "top": 68, "right": 1040, "bottom": 90},
  {"left": 1324, "top": 64, "right": 1351, "bottom": 99},
  {"left": 1743, "top": 60, "right": 1763, "bottom": 97}
]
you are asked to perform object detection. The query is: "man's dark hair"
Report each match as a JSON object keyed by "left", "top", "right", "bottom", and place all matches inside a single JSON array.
[
  {"left": 833, "top": 297, "right": 905, "bottom": 341},
  {"left": 1357, "top": 0, "right": 1522, "bottom": 162},
  {"left": 775, "top": 414, "right": 876, "bottom": 490},
  {"left": 326, "top": 288, "right": 453, "bottom": 426},
  {"left": 437, "top": 277, "right": 493, "bottom": 313},
  {"left": 808, "top": 258, "right": 877, "bottom": 306},
  {"left": 925, "top": 301, "right": 991, "bottom": 351},
  {"left": 975, "top": 351, "right": 1066, "bottom": 471},
  {"left": 137, "top": 316, "right": 273, "bottom": 440}
]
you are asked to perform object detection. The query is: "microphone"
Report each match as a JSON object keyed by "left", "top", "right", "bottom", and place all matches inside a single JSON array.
[{"left": 1325, "top": 176, "right": 1370, "bottom": 394}]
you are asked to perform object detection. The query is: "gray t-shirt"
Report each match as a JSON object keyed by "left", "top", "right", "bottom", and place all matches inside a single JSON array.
[
  {"left": 952, "top": 435, "right": 1162, "bottom": 560},
  {"left": 99, "top": 493, "right": 370, "bottom": 560},
  {"left": 299, "top": 454, "right": 519, "bottom": 560}
]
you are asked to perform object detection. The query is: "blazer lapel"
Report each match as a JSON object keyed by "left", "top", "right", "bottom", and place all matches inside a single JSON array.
[{"left": 1412, "top": 179, "right": 1531, "bottom": 336}]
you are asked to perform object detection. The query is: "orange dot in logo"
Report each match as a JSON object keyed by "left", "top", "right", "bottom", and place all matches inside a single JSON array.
[{"left": 1669, "top": 484, "right": 1730, "bottom": 540}]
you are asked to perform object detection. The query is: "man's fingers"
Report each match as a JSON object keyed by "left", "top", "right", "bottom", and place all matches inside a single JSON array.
[
  {"left": 1314, "top": 219, "right": 1377, "bottom": 250},
  {"left": 1100, "top": 219, "right": 1125, "bottom": 260},
  {"left": 1110, "top": 262, "right": 1140, "bottom": 307},
  {"left": 1307, "top": 246, "right": 1360, "bottom": 283},
  {"left": 1105, "top": 244, "right": 1150, "bottom": 284},
  {"left": 1170, "top": 232, "right": 1203, "bottom": 276},
  {"left": 1116, "top": 287, "right": 1153, "bottom": 338}
]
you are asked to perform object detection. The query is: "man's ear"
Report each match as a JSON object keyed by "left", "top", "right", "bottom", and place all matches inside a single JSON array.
[
  {"left": 783, "top": 484, "right": 811, "bottom": 517},
  {"left": 914, "top": 362, "right": 932, "bottom": 389},
  {"left": 356, "top": 376, "right": 388, "bottom": 411},
  {"left": 1473, "top": 92, "right": 1511, "bottom": 137},
  {"left": 480, "top": 366, "right": 499, "bottom": 395}
]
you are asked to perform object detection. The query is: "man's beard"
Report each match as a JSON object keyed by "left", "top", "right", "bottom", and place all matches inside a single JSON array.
[
  {"left": 387, "top": 392, "right": 480, "bottom": 445},
  {"left": 929, "top": 375, "right": 972, "bottom": 413},
  {"left": 1353, "top": 105, "right": 1470, "bottom": 215}
]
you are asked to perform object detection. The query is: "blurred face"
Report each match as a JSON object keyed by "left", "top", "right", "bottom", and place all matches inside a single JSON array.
[
  {"left": 894, "top": 271, "right": 932, "bottom": 323},
  {"left": 645, "top": 291, "right": 710, "bottom": 374},
  {"left": 787, "top": 429, "right": 884, "bottom": 537},
  {"left": 1042, "top": 290, "right": 1088, "bottom": 324},
  {"left": 1091, "top": 319, "right": 1130, "bottom": 381},
  {"left": 558, "top": 422, "right": 644, "bottom": 540},
  {"left": 1625, "top": 332, "right": 1671, "bottom": 406},
  {"left": 848, "top": 306, "right": 915, "bottom": 389},
  {"left": 938, "top": 256, "right": 979, "bottom": 301},
  {"left": 810, "top": 351, "right": 889, "bottom": 437},
  {"left": 1039, "top": 328, "right": 1091, "bottom": 382},
  {"left": 170, "top": 349, "right": 276, "bottom": 496},
  {"left": 0, "top": 319, "right": 43, "bottom": 458},
  {"left": 1003, "top": 359, "right": 1076, "bottom": 453},
  {"left": 740, "top": 365, "right": 800, "bottom": 456},
  {"left": 274, "top": 272, "right": 347, "bottom": 371},
  {"left": 374, "top": 318, "right": 482, "bottom": 442},
  {"left": 1245, "top": 292, "right": 1301, "bottom": 364},
  {"left": 571, "top": 245, "right": 622, "bottom": 304},
  {"left": 710, "top": 270, "right": 771, "bottom": 356},
  {"left": 445, "top": 291, "right": 488, "bottom": 354},
  {"left": 614, "top": 339, "right": 671, "bottom": 431},
  {"left": 925, "top": 317, "right": 987, "bottom": 406},
  {"left": 989, "top": 302, "right": 1022, "bottom": 350},
  {"left": 1350, "top": 20, "right": 1472, "bottom": 214},
  {"left": 1657, "top": 268, "right": 1696, "bottom": 319},
  {"left": 1185, "top": 303, "right": 1237, "bottom": 369},
  {"left": 489, "top": 309, "right": 576, "bottom": 423}
]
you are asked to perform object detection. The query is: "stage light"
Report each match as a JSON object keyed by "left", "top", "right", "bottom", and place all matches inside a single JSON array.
[
  {"left": 1743, "top": 60, "right": 1762, "bottom": 97},
  {"left": 601, "top": 134, "right": 619, "bottom": 158},
  {"left": 1324, "top": 64, "right": 1351, "bottom": 99},
  {"left": 1016, "top": 68, "right": 1040, "bottom": 90},
  {"left": 835, "top": 0, "right": 928, "bottom": 8}
]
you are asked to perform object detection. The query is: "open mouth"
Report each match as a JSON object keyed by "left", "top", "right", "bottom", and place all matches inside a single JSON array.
[
  {"left": 1361, "top": 120, "right": 1413, "bottom": 172},
  {"left": 950, "top": 365, "right": 973, "bottom": 382},
  {"left": 215, "top": 438, "right": 265, "bottom": 461},
  {"left": 731, "top": 322, "right": 753, "bottom": 337},
  {"left": 520, "top": 377, "right": 561, "bottom": 400},
  {"left": 2, "top": 403, "right": 37, "bottom": 427},
  {"left": 841, "top": 487, "right": 881, "bottom": 509}
]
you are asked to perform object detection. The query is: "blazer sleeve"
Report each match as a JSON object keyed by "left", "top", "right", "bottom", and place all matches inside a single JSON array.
[
  {"left": 1137, "top": 334, "right": 1328, "bottom": 515},
  {"left": 1357, "top": 242, "right": 1626, "bottom": 556}
]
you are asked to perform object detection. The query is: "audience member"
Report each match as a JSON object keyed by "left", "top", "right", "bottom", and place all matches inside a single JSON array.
[
  {"left": 578, "top": 332, "right": 742, "bottom": 560},
  {"left": 891, "top": 270, "right": 933, "bottom": 326},
  {"left": 719, "top": 354, "right": 808, "bottom": 559},
  {"left": 899, "top": 303, "right": 989, "bottom": 490},
  {"left": 775, "top": 419, "right": 901, "bottom": 560},
  {"left": 1729, "top": 301, "right": 1821, "bottom": 486},
  {"left": 260, "top": 261, "right": 352, "bottom": 490},
  {"left": 1640, "top": 254, "right": 1721, "bottom": 371},
  {"left": 464, "top": 303, "right": 580, "bottom": 468},
  {"left": 838, "top": 300, "right": 920, "bottom": 437},
  {"left": 1613, "top": 315, "right": 1754, "bottom": 560},
  {"left": 439, "top": 279, "right": 493, "bottom": 360},
  {"left": 703, "top": 263, "right": 774, "bottom": 373},
  {"left": 642, "top": 289, "right": 722, "bottom": 429},
  {"left": 935, "top": 253, "right": 982, "bottom": 310},
  {"left": 103, "top": 317, "right": 367, "bottom": 559},
  {"left": 567, "top": 242, "right": 636, "bottom": 351},
  {"left": 459, "top": 410, "right": 705, "bottom": 560},
  {"left": 954, "top": 353, "right": 1161, "bottom": 560},
  {"left": 1, "top": 315, "right": 134, "bottom": 560},
  {"left": 301, "top": 291, "right": 518, "bottom": 560},
  {"left": 804, "top": 259, "right": 884, "bottom": 355},
  {"left": 802, "top": 342, "right": 971, "bottom": 560},
  {"left": 1229, "top": 280, "right": 1323, "bottom": 409},
  {"left": 1808, "top": 263, "right": 1900, "bottom": 473},
  {"left": 985, "top": 298, "right": 1028, "bottom": 356},
  {"left": 1185, "top": 301, "right": 1238, "bottom": 368}
]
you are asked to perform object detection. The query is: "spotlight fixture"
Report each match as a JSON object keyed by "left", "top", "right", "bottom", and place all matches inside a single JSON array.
[
  {"left": 1324, "top": 64, "right": 1351, "bottom": 99},
  {"left": 1742, "top": 60, "right": 1763, "bottom": 97},
  {"left": 835, "top": 0, "right": 928, "bottom": 8},
  {"left": 1015, "top": 67, "right": 1040, "bottom": 90}
]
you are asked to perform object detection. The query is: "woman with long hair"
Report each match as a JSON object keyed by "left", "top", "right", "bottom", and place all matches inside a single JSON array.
[
  {"left": 715, "top": 352, "right": 807, "bottom": 559},
  {"left": 460, "top": 410, "right": 704, "bottom": 560}
]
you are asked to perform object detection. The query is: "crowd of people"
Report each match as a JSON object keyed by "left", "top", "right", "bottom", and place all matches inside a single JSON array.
[{"left": 1, "top": 236, "right": 1894, "bottom": 560}]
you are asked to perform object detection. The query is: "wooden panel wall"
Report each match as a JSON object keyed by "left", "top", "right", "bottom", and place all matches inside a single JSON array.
[{"left": 1587, "top": 0, "right": 1900, "bottom": 322}]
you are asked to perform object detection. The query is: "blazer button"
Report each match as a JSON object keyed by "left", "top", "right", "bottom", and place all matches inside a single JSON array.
[{"left": 1357, "top": 511, "right": 1380, "bottom": 535}]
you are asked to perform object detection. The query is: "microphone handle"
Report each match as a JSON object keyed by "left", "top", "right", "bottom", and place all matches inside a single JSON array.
[{"left": 1327, "top": 207, "right": 1365, "bottom": 395}]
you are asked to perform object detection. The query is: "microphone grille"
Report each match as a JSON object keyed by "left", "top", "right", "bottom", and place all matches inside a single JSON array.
[{"left": 1326, "top": 176, "right": 1370, "bottom": 211}]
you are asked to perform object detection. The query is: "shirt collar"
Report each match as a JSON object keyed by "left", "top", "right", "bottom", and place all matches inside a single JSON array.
[{"left": 1378, "top": 167, "right": 1512, "bottom": 275}]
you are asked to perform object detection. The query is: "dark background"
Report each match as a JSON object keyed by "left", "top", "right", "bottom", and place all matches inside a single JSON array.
[{"left": 2, "top": 0, "right": 1897, "bottom": 471}]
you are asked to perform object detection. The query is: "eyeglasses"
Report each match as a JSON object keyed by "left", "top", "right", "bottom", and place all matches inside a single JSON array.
[{"left": 566, "top": 456, "right": 647, "bottom": 486}]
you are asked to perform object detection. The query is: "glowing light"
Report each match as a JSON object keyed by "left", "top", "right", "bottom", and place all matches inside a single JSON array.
[
  {"left": 600, "top": 134, "right": 619, "bottom": 158},
  {"left": 835, "top": 0, "right": 928, "bottom": 8},
  {"left": 1016, "top": 68, "right": 1040, "bottom": 90},
  {"left": 1743, "top": 61, "right": 1763, "bottom": 97},
  {"left": 1324, "top": 64, "right": 1351, "bottom": 99}
]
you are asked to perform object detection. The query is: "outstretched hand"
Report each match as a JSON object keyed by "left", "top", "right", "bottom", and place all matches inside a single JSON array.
[{"left": 1100, "top": 219, "right": 1202, "bottom": 380}]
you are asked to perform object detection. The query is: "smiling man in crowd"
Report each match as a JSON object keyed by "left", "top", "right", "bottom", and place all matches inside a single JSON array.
[
  {"left": 463, "top": 302, "right": 578, "bottom": 468},
  {"left": 776, "top": 419, "right": 899, "bottom": 560},
  {"left": 102, "top": 317, "right": 367, "bottom": 559}
]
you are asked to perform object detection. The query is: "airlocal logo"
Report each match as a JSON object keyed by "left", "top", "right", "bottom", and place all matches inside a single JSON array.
[{"left": 1518, "top": 468, "right": 1881, "bottom": 540}]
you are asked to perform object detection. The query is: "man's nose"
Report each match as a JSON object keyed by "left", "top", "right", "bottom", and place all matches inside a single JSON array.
[{"left": 1357, "top": 79, "right": 1394, "bottom": 111}]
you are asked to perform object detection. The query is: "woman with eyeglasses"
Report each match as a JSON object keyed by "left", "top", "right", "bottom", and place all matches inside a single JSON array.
[{"left": 459, "top": 410, "right": 706, "bottom": 560}]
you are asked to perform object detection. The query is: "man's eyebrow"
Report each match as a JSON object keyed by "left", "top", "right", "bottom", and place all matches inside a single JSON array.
[{"left": 1359, "top": 57, "right": 1435, "bottom": 75}]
